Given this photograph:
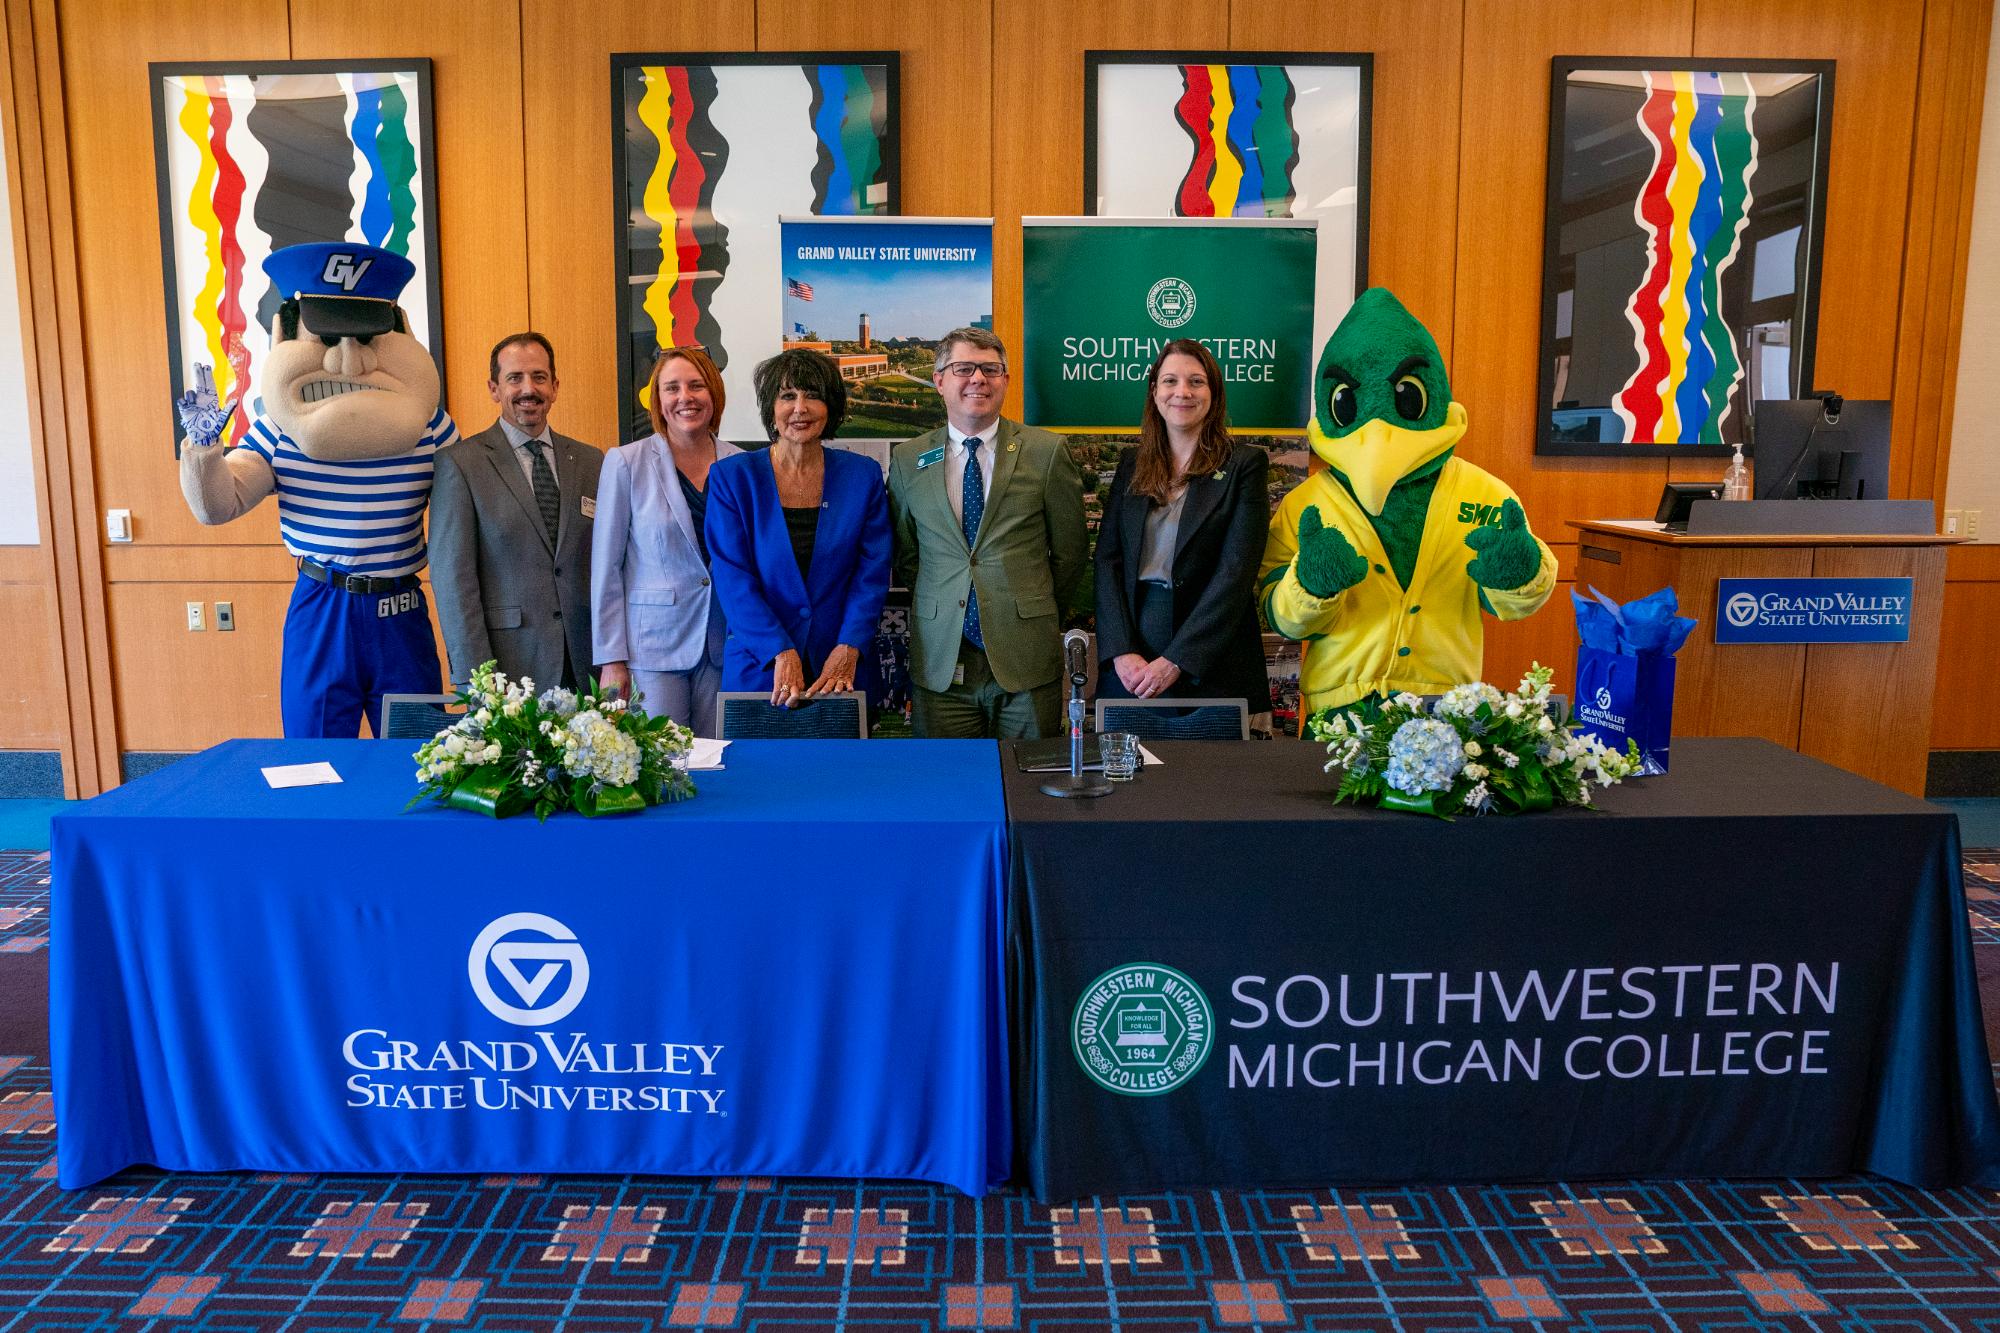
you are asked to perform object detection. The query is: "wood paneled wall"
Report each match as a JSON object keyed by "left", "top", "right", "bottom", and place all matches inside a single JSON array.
[{"left": 5, "top": 0, "right": 1994, "bottom": 790}]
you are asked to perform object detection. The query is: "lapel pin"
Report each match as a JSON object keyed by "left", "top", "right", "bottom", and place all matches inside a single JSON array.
[
  {"left": 1211, "top": 469, "right": 1225, "bottom": 480},
  {"left": 1008, "top": 442, "right": 1018, "bottom": 453}
]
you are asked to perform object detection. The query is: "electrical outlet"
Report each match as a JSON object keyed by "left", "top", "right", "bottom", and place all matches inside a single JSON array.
[
  {"left": 186, "top": 601, "right": 205, "bottom": 632},
  {"left": 1946, "top": 509, "right": 1963, "bottom": 536},
  {"left": 105, "top": 509, "right": 132, "bottom": 543},
  {"left": 1969, "top": 509, "right": 1983, "bottom": 540},
  {"left": 215, "top": 601, "right": 235, "bottom": 631}
]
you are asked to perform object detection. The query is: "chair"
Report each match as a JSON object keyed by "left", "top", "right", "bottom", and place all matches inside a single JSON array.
[
  {"left": 717, "top": 691, "right": 869, "bottom": 739},
  {"left": 1093, "top": 697, "right": 1250, "bottom": 741},
  {"left": 378, "top": 693, "right": 462, "bottom": 740}
]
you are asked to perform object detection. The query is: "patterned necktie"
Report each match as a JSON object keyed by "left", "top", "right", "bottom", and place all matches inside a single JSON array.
[
  {"left": 529, "top": 442, "right": 561, "bottom": 547},
  {"left": 961, "top": 438, "right": 984, "bottom": 649}
]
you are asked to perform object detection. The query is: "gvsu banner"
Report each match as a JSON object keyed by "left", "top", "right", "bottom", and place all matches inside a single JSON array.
[
  {"left": 1715, "top": 578, "right": 1914, "bottom": 644},
  {"left": 778, "top": 216, "right": 994, "bottom": 449},
  {"left": 1021, "top": 218, "right": 1316, "bottom": 432}
]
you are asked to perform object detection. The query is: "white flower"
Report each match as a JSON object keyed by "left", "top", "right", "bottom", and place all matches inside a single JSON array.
[
  {"left": 1464, "top": 780, "right": 1492, "bottom": 812},
  {"left": 475, "top": 708, "right": 492, "bottom": 726},
  {"left": 503, "top": 701, "right": 523, "bottom": 718},
  {"left": 1463, "top": 762, "right": 1489, "bottom": 781},
  {"left": 1501, "top": 749, "right": 1521, "bottom": 767},
  {"left": 1536, "top": 716, "right": 1555, "bottom": 734},
  {"left": 1437, "top": 682, "right": 1504, "bottom": 719},
  {"left": 1391, "top": 692, "right": 1427, "bottom": 712},
  {"left": 1505, "top": 700, "right": 1524, "bottom": 719},
  {"left": 1463, "top": 740, "right": 1483, "bottom": 758}
]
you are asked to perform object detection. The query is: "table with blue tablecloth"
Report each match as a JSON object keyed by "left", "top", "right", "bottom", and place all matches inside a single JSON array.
[{"left": 53, "top": 738, "right": 1008, "bottom": 1193}]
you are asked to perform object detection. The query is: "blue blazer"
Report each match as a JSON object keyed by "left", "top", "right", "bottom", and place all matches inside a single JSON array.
[
  {"left": 590, "top": 433, "right": 744, "bottom": 673},
  {"left": 706, "top": 446, "right": 892, "bottom": 693}
]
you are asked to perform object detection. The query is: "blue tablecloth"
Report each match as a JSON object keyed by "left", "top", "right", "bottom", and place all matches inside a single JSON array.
[{"left": 53, "top": 739, "right": 1009, "bottom": 1193}]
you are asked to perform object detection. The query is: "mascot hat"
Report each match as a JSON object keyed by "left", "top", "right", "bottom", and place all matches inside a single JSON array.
[
  {"left": 263, "top": 242, "right": 416, "bottom": 337},
  {"left": 1307, "top": 287, "right": 1468, "bottom": 516}
]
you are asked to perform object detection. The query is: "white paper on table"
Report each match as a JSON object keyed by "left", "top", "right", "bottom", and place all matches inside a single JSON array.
[
  {"left": 261, "top": 761, "right": 342, "bottom": 789},
  {"left": 1138, "top": 745, "right": 1164, "bottom": 768},
  {"left": 684, "top": 738, "right": 731, "bottom": 771}
]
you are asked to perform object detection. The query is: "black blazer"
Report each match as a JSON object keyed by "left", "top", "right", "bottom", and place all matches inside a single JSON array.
[{"left": 1094, "top": 442, "right": 1272, "bottom": 710}]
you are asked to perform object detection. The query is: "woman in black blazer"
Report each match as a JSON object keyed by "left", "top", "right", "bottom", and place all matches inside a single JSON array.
[{"left": 1095, "top": 338, "right": 1272, "bottom": 712}]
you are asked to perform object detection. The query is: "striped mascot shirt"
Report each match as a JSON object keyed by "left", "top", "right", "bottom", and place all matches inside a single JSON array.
[{"left": 238, "top": 407, "right": 458, "bottom": 578}]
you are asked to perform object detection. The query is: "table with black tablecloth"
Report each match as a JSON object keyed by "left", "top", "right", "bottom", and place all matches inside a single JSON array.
[
  {"left": 1005, "top": 737, "right": 2000, "bottom": 1201},
  {"left": 54, "top": 738, "right": 1009, "bottom": 1193}
]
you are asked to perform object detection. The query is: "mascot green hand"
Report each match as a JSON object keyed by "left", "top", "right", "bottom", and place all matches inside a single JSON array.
[
  {"left": 1463, "top": 498, "right": 1542, "bottom": 591},
  {"left": 1294, "top": 506, "right": 1368, "bottom": 598}
]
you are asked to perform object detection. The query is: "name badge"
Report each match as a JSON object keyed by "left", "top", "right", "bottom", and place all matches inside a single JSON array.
[
  {"left": 916, "top": 446, "right": 945, "bottom": 470},
  {"left": 953, "top": 662, "right": 966, "bottom": 686},
  {"left": 580, "top": 494, "right": 596, "bottom": 519}
]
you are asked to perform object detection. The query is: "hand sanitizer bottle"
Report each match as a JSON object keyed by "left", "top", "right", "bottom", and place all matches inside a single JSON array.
[{"left": 1722, "top": 443, "right": 1751, "bottom": 501}]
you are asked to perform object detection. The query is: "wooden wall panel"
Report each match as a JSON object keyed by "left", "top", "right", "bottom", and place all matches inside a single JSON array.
[
  {"left": 991, "top": 0, "right": 1231, "bottom": 419},
  {"left": 0, "top": 546, "right": 58, "bottom": 746},
  {"left": 106, "top": 582, "right": 288, "bottom": 749},
  {"left": 1230, "top": 0, "right": 1464, "bottom": 356},
  {"left": 519, "top": 5, "right": 757, "bottom": 455},
  {"left": 1930, "top": 578, "right": 2000, "bottom": 748},
  {"left": 1450, "top": 0, "right": 1692, "bottom": 543}
]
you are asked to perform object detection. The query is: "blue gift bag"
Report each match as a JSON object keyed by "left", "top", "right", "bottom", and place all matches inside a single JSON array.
[{"left": 1571, "top": 587, "right": 1696, "bottom": 775}]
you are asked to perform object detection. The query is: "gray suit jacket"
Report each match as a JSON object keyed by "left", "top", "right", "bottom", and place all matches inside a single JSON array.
[{"left": 429, "top": 423, "right": 603, "bottom": 689}]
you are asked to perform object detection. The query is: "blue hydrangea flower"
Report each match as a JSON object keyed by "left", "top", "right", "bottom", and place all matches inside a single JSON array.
[{"left": 1384, "top": 718, "right": 1465, "bottom": 794}]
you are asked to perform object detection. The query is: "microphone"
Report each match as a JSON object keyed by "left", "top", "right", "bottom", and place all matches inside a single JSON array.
[{"left": 1063, "top": 628, "right": 1090, "bottom": 684}]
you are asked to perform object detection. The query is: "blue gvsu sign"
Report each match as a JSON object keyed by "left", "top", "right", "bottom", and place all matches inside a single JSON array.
[{"left": 1715, "top": 578, "right": 1913, "bottom": 644}]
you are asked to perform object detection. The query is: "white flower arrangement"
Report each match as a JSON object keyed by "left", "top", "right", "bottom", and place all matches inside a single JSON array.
[
  {"left": 1307, "top": 664, "right": 1641, "bottom": 818},
  {"left": 410, "top": 661, "right": 694, "bottom": 819}
]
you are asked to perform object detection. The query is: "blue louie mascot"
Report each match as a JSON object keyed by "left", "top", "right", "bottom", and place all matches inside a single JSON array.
[{"left": 177, "top": 242, "right": 459, "bottom": 738}]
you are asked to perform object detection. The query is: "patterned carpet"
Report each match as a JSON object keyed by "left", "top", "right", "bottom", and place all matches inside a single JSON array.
[{"left": 3, "top": 847, "right": 2000, "bottom": 1330}]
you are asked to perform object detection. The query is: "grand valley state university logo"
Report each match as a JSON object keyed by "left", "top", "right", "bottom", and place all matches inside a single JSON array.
[
  {"left": 1072, "top": 962, "right": 1213, "bottom": 1095},
  {"left": 469, "top": 912, "right": 590, "bottom": 1026}
]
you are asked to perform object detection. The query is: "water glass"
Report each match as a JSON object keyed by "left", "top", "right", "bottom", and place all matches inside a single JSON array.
[{"left": 1099, "top": 731, "right": 1140, "bottom": 781}]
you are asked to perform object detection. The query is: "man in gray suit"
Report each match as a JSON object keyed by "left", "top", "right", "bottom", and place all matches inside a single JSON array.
[{"left": 430, "top": 333, "right": 603, "bottom": 691}]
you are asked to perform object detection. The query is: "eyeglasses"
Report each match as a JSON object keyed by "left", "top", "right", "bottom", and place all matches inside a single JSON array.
[{"left": 940, "top": 360, "right": 1007, "bottom": 380}]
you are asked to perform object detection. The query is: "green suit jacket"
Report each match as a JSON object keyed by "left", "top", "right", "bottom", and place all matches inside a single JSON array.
[{"left": 889, "top": 418, "right": 1089, "bottom": 694}]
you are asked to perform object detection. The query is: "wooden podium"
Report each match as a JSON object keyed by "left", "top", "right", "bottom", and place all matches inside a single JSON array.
[{"left": 1569, "top": 520, "right": 1958, "bottom": 797}]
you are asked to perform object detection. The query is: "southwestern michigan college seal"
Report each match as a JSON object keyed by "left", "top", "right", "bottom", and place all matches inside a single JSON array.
[{"left": 1072, "top": 962, "right": 1214, "bottom": 1095}]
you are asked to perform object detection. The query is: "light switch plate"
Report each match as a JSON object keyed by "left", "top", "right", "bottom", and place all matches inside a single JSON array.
[{"left": 215, "top": 601, "right": 235, "bottom": 631}]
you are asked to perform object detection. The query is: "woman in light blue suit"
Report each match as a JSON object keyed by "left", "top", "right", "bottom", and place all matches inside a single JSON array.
[
  {"left": 591, "top": 346, "right": 742, "bottom": 736},
  {"left": 707, "top": 349, "right": 891, "bottom": 707}
]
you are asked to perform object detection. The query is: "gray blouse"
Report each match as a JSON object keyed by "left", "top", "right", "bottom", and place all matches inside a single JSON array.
[{"left": 1136, "top": 489, "right": 1187, "bottom": 585}]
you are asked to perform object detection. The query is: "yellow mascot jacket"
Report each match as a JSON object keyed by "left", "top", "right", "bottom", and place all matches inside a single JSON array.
[{"left": 1259, "top": 457, "right": 1556, "bottom": 714}]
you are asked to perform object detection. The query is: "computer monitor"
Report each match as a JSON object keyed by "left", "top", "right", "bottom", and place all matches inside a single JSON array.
[{"left": 1750, "top": 398, "right": 1891, "bottom": 501}]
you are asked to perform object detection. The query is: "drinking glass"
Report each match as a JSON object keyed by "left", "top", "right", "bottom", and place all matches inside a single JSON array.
[{"left": 1099, "top": 731, "right": 1140, "bottom": 781}]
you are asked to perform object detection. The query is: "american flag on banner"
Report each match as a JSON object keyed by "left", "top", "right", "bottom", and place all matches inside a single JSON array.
[{"left": 787, "top": 278, "right": 815, "bottom": 301}]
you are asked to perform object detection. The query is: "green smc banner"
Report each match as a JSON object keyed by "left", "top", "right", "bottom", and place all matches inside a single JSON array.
[{"left": 1022, "top": 219, "right": 1317, "bottom": 433}]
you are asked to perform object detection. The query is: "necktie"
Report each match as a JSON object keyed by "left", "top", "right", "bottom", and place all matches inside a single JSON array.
[
  {"left": 529, "top": 442, "right": 561, "bottom": 548},
  {"left": 961, "top": 438, "right": 984, "bottom": 649}
]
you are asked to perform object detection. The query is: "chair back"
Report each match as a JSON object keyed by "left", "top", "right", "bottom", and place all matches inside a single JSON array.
[
  {"left": 379, "top": 694, "right": 461, "bottom": 740},
  {"left": 1093, "top": 697, "right": 1250, "bottom": 741},
  {"left": 717, "top": 691, "right": 869, "bottom": 740}
]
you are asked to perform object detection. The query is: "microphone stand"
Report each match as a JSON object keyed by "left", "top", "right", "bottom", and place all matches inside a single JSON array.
[{"left": 1040, "top": 665, "right": 1111, "bottom": 799}]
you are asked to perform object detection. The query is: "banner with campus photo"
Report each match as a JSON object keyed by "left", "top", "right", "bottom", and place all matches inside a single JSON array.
[
  {"left": 1021, "top": 218, "right": 1317, "bottom": 434},
  {"left": 778, "top": 216, "right": 994, "bottom": 466}
]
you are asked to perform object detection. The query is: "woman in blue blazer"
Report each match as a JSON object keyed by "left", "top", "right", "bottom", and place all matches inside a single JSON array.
[
  {"left": 707, "top": 349, "right": 891, "bottom": 706},
  {"left": 591, "top": 347, "right": 743, "bottom": 736}
]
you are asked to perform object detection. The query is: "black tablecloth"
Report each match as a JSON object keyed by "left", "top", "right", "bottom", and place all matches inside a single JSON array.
[{"left": 1006, "top": 737, "right": 2000, "bottom": 1201}]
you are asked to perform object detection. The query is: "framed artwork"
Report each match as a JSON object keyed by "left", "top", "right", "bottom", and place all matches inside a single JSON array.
[
  {"left": 1536, "top": 58, "right": 1834, "bottom": 456},
  {"left": 151, "top": 60, "right": 443, "bottom": 450},
  {"left": 611, "top": 53, "right": 899, "bottom": 444},
  {"left": 1084, "top": 51, "right": 1371, "bottom": 356}
]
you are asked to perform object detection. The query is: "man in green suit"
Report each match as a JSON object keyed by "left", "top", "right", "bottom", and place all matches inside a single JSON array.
[{"left": 889, "top": 328, "right": 1089, "bottom": 738}]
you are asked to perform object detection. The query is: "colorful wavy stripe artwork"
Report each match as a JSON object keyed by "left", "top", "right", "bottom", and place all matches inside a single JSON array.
[
  {"left": 1613, "top": 70, "right": 1760, "bottom": 444},
  {"left": 1172, "top": 65, "right": 1300, "bottom": 218},
  {"left": 809, "top": 64, "right": 889, "bottom": 214},
  {"left": 161, "top": 68, "right": 432, "bottom": 441},
  {"left": 631, "top": 65, "right": 729, "bottom": 388},
  {"left": 620, "top": 61, "right": 893, "bottom": 430}
]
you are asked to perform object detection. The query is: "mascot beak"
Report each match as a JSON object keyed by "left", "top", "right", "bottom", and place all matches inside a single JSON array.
[{"left": 1308, "top": 401, "right": 1469, "bottom": 516}]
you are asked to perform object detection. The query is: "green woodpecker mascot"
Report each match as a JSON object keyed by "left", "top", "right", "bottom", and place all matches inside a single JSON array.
[{"left": 1259, "top": 288, "right": 1556, "bottom": 715}]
